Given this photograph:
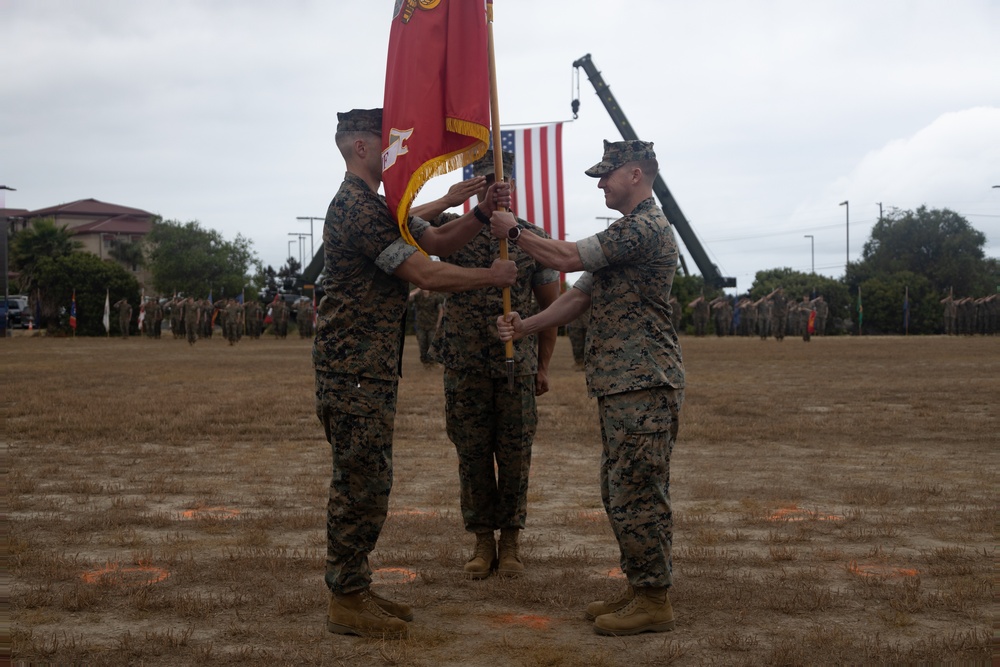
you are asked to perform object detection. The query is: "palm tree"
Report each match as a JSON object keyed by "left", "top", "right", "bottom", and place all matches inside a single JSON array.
[
  {"left": 11, "top": 218, "right": 81, "bottom": 283},
  {"left": 10, "top": 218, "right": 82, "bottom": 326}
]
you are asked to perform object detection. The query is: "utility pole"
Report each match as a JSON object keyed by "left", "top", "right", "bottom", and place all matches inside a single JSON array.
[
  {"left": 1, "top": 185, "right": 16, "bottom": 338},
  {"left": 876, "top": 202, "right": 883, "bottom": 222},
  {"left": 296, "top": 216, "right": 324, "bottom": 261},
  {"left": 839, "top": 200, "right": 849, "bottom": 276}
]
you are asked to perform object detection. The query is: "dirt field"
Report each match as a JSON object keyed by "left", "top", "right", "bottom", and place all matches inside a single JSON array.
[{"left": 6, "top": 332, "right": 995, "bottom": 665}]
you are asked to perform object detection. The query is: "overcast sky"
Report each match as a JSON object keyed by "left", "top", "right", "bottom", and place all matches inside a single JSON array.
[{"left": 3, "top": 0, "right": 998, "bottom": 292}]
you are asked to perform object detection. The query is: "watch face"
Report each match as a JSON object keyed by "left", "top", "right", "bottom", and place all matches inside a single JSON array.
[{"left": 508, "top": 226, "right": 520, "bottom": 240}]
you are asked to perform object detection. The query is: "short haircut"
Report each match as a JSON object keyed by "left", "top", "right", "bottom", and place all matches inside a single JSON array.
[
  {"left": 335, "top": 131, "right": 380, "bottom": 160},
  {"left": 633, "top": 158, "right": 659, "bottom": 181}
]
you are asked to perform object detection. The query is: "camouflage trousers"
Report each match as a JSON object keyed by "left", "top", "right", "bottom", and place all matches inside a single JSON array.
[
  {"left": 567, "top": 328, "right": 586, "bottom": 366},
  {"left": 316, "top": 372, "right": 398, "bottom": 595},
  {"left": 598, "top": 385, "right": 683, "bottom": 589},
  {"left": 444, "top": 370, "right": 536, "bottom": 534},
  {"left": 415, "top": 327, "right": 434, "bottom": 363}
]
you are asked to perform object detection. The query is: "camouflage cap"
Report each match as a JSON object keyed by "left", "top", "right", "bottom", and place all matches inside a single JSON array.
[
  {"left": 336, "top": 108, "right": 382, "bottom": 134},
  {"left": 584, "top": 139, "right": 656, "bottom": 177},
  {"left": 471, "top": 149, "right": 515, "bottom": 179}
]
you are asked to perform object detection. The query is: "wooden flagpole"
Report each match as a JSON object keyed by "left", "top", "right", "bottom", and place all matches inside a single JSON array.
[{"left": 485, "top": 0, "right": 515, "bottom": 389}]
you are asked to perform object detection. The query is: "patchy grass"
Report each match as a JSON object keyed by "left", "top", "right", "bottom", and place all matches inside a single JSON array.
[{"left": 6, "top": 334, "right": 995, "bottom": 665}]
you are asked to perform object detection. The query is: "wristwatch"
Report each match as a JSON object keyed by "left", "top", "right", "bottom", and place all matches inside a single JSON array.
[
  {"left": 473, "top": 205, "right": 491, "bottom": 225},
  {"left": 507, "top": 225, "right": 521, "bottom": 243}
]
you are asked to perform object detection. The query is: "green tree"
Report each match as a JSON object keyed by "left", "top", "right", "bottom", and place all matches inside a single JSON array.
[
  {"left": 107, "top": 237, "right": 146, "bottom": 271},
  {"left": 749, "top": 268, "right": 851, "bottom": 334},
  {"left": 10, "top": 218, "right": 82, "bottom": 295},
  {"left": 851, "top": 206, "right": 994, "bottom": 297},
  {"left": 277, "top": 257, "right": 302, "bottom": 292},
  {"left": 858, "top": 271, "right": 937, "bottom": 335},
  {"left": 146, "top": 218, "right": 261, "bottom": 298},
  {"left": 34, "top": 253, "right": 141, "bottom": 335}
]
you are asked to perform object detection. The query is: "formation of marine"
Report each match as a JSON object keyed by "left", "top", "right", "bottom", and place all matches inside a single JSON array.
[
  {"left": 688, "top": 288, "right": 830, "bottom": 339},
  {"left": 940, "top": 293, "right": 998, "bottom": 335},
  {"left": 110, "top": 294, "right": 318, "bottom": 344}
]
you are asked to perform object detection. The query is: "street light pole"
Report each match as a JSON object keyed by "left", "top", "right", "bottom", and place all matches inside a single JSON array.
[
  {"left": 296, "top": 216, "right": 324, "bottom": 261},
  {"left": 288, "top": 233, "right": 310, "bottom": 268},
  {"left": 804, "top": 235, "right": 814, "bottom": 274},
  {"left": 1, "top": 185, "right": 16, "bottom": 338},
  {"left": 876, "top": 202, "right": 883, "bottom": 222},
  {"left": 839, "top": 200, "right": 849, "bottom": 275}
]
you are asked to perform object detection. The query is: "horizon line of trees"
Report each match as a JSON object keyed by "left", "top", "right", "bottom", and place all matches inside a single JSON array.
[{"left": 7, "top": 205, "right": 998, "bottom": 337}]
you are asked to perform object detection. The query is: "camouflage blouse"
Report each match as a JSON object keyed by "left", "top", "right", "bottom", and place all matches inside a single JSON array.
[
  {"left": 574, "top": 197, "right": 685, "bottom": 397},
  {"left": 435, "top": 213, "right": 559, "bottom": 378},
  {"left": 313, "top": 172, "right": 428, "bottom": 380}
]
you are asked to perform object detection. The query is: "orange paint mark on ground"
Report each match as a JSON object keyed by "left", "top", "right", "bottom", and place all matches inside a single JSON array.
[
  {"left": 596, "top": 567, "right": 626, "bottom": 580},
  {"left": 81, "top": 563, "right": 170, "bottom": 586},
  {"left": 767, "top": 505, "right": 843, "bottom": 522},
  {"left": 491, "top": 613, "right": 552, "bottom": 630},
  {"left": 180, "top": 506, "right": 241, "bottom": 520},
  {"left": 372, "top": 567, "right": 418, "bottom": 584},
  {"left": 848, "top": 561, "right": 919, "bottom": 578}
]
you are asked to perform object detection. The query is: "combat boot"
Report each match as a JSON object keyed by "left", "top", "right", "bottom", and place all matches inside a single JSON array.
[
  {"left": 463, "top": 532, "right": 497, "bottom": 579},
  {"left": 497, "top": 528, "right": 524, "bottom": 577},
  {"left": 327, "top": 589, "right": 409, "bottom": 639},
  {"left": 584, "top": 585, "right": 633, "bottom": 621},
  {"left": 593, "top": 586, "right": 675, "bottom": 636},
  {"left": 369, "top": 589, "right": 414, "bottom": 622}
]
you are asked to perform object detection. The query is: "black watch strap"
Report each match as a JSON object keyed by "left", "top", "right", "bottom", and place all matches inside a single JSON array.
[{"left": 473, "top": 205, "right": 491, "bottom": 225}]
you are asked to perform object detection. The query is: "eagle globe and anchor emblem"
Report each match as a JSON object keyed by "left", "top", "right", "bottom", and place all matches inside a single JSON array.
[{"left": 393, "top": 0, "right": 442, "bottom": 23}]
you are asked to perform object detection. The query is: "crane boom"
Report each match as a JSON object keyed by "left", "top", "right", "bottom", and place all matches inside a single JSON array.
[{"left": 573, "top": 53, "right": 735, "bottom": 288}]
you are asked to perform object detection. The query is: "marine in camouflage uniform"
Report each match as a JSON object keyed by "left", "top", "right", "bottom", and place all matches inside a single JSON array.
[
  {"left": 755, "top": 297, "right": 772, "bottom": 339},
  {"left": 409, "top": 288, "right": 445, "bottom": 365},
  {"left": 769, "top": 288, "right": 788, "bottom": 340},
  {"left": 244, "top": 299, "right": 262, "bottom": 339},
  {"left": 167, "top": 297, "right": 184, "bottom": 338},
  {"left": 314, "top": 108, "right": 516, "bottom": 639},
  {"left": 271, "top": 298, "right": 288, "bottom": 338},
  {"left": 297, "top": 298, "right": 315, "bottom": 339},
  {"left": 182, "top": 297, "right": 200, "bottom": 345},
  {"left": 224, "top": 299, "right": 242, "bottom": 345},
  {"left": 114, "top": 298, "right": 132, "bottom": 338},
  {"left": 690, "top": 296, "right": 710, "bottom": 336},
  {"left": 492, "top": 140, "right": 685, "bottom": 636},
  {"left": 813, "top": 295, "right": 828, "bottom": 335},
  {"left": 425, "top": 151, "right": 560, "bottom": 578}
]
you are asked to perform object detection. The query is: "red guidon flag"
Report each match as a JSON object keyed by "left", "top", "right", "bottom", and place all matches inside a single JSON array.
[{"left": 382, "top": 0, "right": 491, "bottom": 250}]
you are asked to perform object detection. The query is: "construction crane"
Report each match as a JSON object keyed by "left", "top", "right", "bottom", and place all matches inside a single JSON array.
[{"left": 572, "top": 53, "right": 736, "bottom": 288}]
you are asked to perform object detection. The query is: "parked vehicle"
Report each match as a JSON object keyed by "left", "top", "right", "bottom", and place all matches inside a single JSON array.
[{"left": 3, "top": 295, "right": 32, "bottom": 329}]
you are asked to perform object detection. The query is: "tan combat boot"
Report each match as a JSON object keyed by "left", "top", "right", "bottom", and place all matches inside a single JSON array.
[
  {"left": 497, "top": 528, "right": 524, "bottom": 577},
  {"left": 584, "top": 585, "right": 634, "bottom": 621},
  {"left": 593, "top": 586, "right": 675, "bottom": 636},
  {"left": 327, "top": 589, "right": 409, "bottom": 639},
  {"left": 463, "top": 532, "right": 497, "bottom": 579},
  {"left": 369, "top": 589, "right": 414, "bottom": 622}
]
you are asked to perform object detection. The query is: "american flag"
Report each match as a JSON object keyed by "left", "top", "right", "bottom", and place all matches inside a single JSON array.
[{"left": 463, "top": 123, "right": 565, "bottom": 241}]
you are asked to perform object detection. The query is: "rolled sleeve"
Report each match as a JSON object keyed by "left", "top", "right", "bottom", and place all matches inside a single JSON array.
[
  {"left": 572, "top": 272, "right": 594, "bottom": 296},
  {"left": 577, "top": 234, "right": 609, "bottom": 272},
  {"left": 376, "top": 237, "right": 420, "bottom": 274}
]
